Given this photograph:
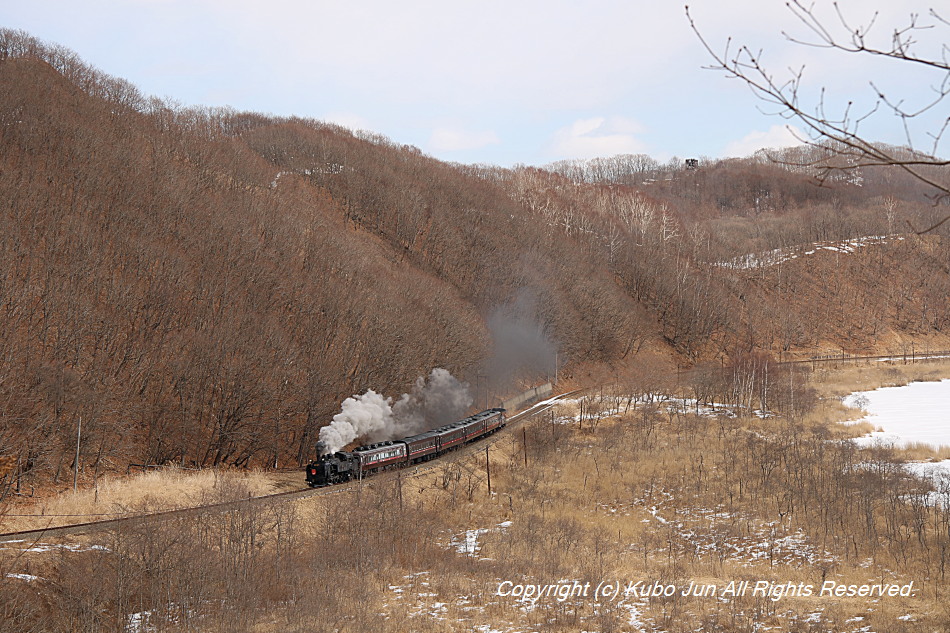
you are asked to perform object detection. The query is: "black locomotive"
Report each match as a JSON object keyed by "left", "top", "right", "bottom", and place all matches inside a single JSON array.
[{"left": 306, "top": 408, "right": 506, "bottom": 487}]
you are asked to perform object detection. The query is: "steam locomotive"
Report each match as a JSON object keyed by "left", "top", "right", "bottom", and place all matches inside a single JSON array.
[{"left": 306, "top": 408, "right": 506, "bottom": 487}]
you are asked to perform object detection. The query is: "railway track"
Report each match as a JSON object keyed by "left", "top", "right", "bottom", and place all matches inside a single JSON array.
[
  {"left": 5, "top": 350, "right": 944, "bottom": 545},
  {"left": 6, "top": 350, "right": 943, "bottom": 545},
  {"left": 0, "top": 389, "right": 581, "bottom": 545}
]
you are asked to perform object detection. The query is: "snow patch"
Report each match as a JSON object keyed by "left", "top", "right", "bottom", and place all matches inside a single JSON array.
[
  {"left": 718, "top": 235, "right": 902, "bottom": 270},
  {"left": 449, "top": 521, "right": 512, "bottom": 557},
  {"left": 6, "top": 573, "right": 41, "bottom": 582}
]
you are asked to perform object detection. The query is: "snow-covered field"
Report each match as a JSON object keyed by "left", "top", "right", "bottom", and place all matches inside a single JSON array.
[
  {"left": 845, "top": 379, "right": 950, "bottom": 481},
  {"left": 844, "top": 379, "right": 950, "bottom": 449}
]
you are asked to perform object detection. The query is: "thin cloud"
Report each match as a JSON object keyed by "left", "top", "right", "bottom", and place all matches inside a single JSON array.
[
  {"left": 323, "top": 112, "right": 374, "bottom": 133},
  {"left": 428, "top": 127, "right": 501, "bottom": 153},
  {"left": 549, "top": 116, "right": 649, "bottom": 160},
  {"left": 723, "top": 125, "right": 805, "bottom": 158}
]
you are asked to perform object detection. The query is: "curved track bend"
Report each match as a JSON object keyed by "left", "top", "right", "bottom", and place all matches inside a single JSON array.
[{"left": 0, "top": 389, "right": 582, "bottom": 544}]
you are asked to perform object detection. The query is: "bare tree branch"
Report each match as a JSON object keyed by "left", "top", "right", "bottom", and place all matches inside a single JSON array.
[{"left": 686, "top": 3, "right": 950, "bottom": 233}]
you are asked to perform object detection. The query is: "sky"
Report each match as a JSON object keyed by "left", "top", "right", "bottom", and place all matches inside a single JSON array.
[{"left": 1, "top": 0, "right": 946, "bottom": 167}]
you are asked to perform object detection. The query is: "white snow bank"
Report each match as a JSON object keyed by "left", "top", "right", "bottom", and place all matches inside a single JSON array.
[{"left": 845, "top": 379, "right": 950, "bottom": 449}]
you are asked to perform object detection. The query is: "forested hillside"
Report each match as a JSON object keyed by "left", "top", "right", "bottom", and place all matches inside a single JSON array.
[{"left": 1, "top": 29, "right": 948, "bottom": 484}]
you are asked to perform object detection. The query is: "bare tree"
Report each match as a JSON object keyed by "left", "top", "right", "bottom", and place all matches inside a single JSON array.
[{"left": 687, "top": 2, "right": 950, "bottom": 232}]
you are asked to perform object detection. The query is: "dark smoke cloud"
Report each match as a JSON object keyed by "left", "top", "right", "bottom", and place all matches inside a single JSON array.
[
  {"left": 392, "top": 368, "right": 473, "bottom": 433},
  {"left": 485, "top": 289, "right": 558, "bottom": 389}
]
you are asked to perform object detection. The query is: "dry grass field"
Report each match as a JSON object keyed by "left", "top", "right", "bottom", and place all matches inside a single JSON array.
[
  {"left": 2, "top": 361, "right": 950, "bottom": 632},
  {"left": 0, "top": 468, "right": 282, "bottom": 533}
]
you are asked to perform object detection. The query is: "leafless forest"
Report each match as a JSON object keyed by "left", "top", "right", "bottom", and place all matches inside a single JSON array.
[
  {"left": 3, "top": 25, "right": 950, "bottom": 633},
  {"left": 1, "top": 28, "right": 949, "bottom": 489}
]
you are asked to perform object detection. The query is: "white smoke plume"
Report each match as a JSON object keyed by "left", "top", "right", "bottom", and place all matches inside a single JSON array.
[{"left": 318, "top": 368, "right": 472, "bottom": 455}]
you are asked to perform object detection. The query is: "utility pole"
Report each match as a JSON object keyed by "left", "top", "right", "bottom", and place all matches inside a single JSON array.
[
  {"left": 485, "top": 445, "right": 491, "bottom": 496},
  {"left": 73, "top": 416, "right": 82, "bottom": 493},
  {"left": 398, "top": 468, "right": 404, "bottom": 511},
  {"left": 523, "top": 428, "right": 528, "bottom": 468}
]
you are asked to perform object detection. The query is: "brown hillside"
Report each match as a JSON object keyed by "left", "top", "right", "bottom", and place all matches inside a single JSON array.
[{"left": 0, "top": 29, "right": 948, "bottom": 486}]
